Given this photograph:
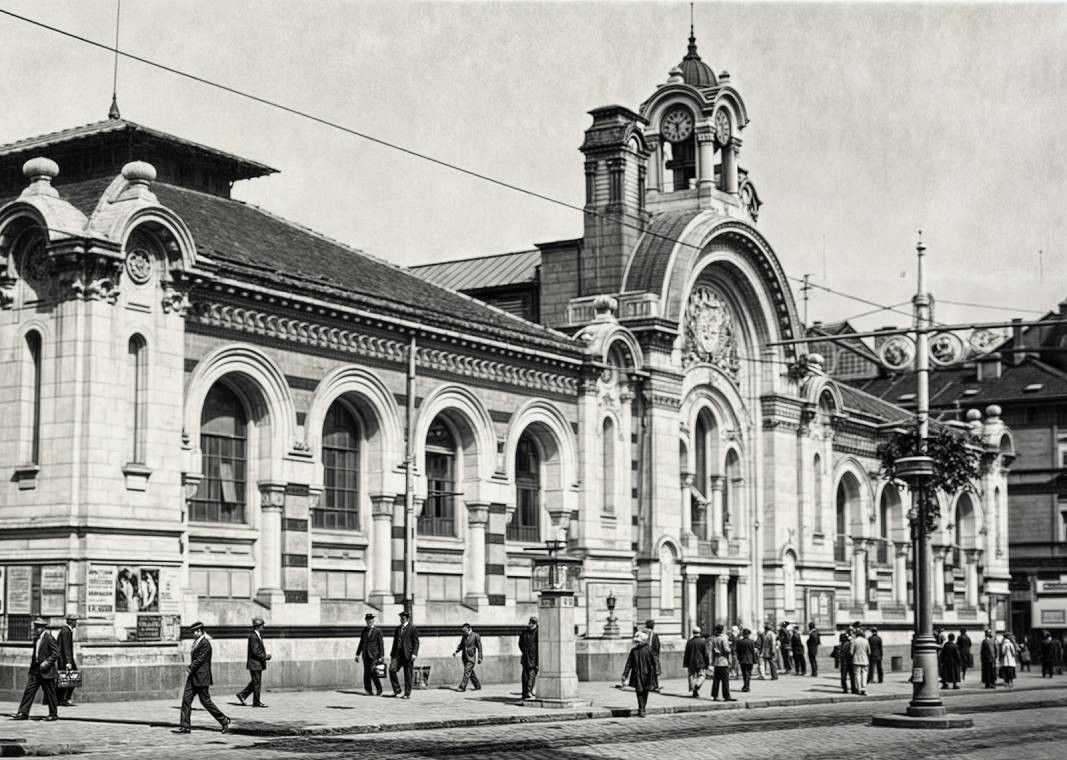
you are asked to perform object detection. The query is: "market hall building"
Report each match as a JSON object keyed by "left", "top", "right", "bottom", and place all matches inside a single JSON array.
[{"left": 0, "top": 33, "right": 1013, "bottom": 699}]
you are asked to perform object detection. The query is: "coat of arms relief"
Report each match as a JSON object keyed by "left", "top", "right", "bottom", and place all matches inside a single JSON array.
[{"left": 684, "top": 286, "right": 741, "bottom": 379}]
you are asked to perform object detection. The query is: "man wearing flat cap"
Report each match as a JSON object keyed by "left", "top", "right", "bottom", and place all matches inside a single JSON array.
[
  {"left": 57, "top": 613, "right": 79, "bottom": 707},
  {"left": 13, "top": 617, "right": 59, "bottom": 721},
  {"left": 236, "top": 617, "right": 270, "bottom": 708},
  {"left": 356, "top": 612, "right": 384, "bottom": 695},
  {"left": 389, "top": 610, "right": 419, "bottom": 699},
  {"left": 518, "top": 616, "right": 539, "bottom": 703},
  {"left": 176, "top": 622, "right": 229, "bottom": 734}
]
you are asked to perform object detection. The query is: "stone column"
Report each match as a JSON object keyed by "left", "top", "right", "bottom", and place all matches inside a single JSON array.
[
  {"left": 464, "top": 502, "right": 489, "bottom": 608},
  {"left": 647, "top": 136, "right": 662, "bottom": 193},
  {"left": 851, "top": 538, "right": 868, "bottom": 609},
  {"left": 258, "top": 482, "right": 285, "bottom": 594},
  {"left": 710, "top": 476, "right": 725, "bottom": 539},
  {"left": 737, "top": 575, "right": 751, "bottom": 628},
  {"left": 696, "top": 127, "right": 715, "bottom": 203},
  {"left": 932, "top": 547, "right": 946, "bottom": 609},
  {"left": 680, "top": 473, "right": 694, "bottom": 541},
  {"left": 715, "top": 575, "right": 729, "bottom": 626},
  {"left": 685, "top": 574, "right": 698, "bottom": 637},
  {"left": 964, "top": 549, "right": 982, "bottom": 607},
  {"left": 894, "top": 542, "right": 909, "bottom": 606},
  {"left": 369, "top": 494, "right": 395, "bottom": 603},
  {"left": 723, "top": 139, "right": 740, "bottom": 194}
]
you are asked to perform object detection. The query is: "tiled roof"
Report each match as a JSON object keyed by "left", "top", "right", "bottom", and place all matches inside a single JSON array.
[
  {"left": 807, "top": 321, "right": 879, "bottom": 362},
  {"left": 2, "top": 178, "right": 580, "bottom": 354},
  {"left": 850, "top": 358, "right": 1067, "bottom": 409},
  {"left": 838, "top": 384, "right": 913, "bottom": 426},
  {"left": 411, "top": 249, "right": 541, "bottom": 291},
  {"left": 0, "top": 119, "right": 276, "bottom": 179}
]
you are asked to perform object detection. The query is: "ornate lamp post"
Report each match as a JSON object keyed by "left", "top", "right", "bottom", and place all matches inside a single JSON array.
[{"left": 604, "top": 590, "right": 620, "bottom": 638}]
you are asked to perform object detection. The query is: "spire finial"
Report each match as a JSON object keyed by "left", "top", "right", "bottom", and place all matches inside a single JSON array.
[
  {"left": 686, "top": 2, "right": 700, "bottom": 60},
  {"left": 108, "top": 0, "right": 122, "bottom": 120}
]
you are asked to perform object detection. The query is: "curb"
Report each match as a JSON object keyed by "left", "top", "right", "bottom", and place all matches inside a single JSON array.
[{"left": 0, "top": 742, "right": 86, "bottom": 758}]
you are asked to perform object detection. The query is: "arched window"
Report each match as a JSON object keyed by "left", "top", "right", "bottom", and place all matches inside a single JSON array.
[
  {"left": 835, "top": 481, "right": 849, "bottom": 564},
  {"left": 24, "top": 331, "right": 43, "bottom": 465},
  {"left": 420, "top": 418, "right": 456, "bottom": 537},
  {"left": 602, "top": 418, "right": 616, "bottom": 514},
  {"left": 510, "top": 434, "right": 541, "bottom": 542},
  {"left": 316, "top": 402, "right": 360, "bottom": 531},
  {"left": 813, "top": 454, "right": 823, "bottom": 534},
  {"left": 128, "top": 335, "right": 147, "bottom": 464},
  {"left": 192, "top": 382, "right": 247, "bottom": 524}
]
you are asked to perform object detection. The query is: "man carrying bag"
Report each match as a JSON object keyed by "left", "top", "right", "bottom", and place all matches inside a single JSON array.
[{"left": 57, "top": 613, "right": 80, "bottom": 707}]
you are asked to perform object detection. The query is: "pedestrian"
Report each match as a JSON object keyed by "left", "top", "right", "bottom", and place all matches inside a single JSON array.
[
  {"left": 12, "top": 617, "right": 59, "bottom": 721},
  {"left": 1052, "top": 635, "right": 1064, "bottom": 675},
  {"left": 453, "top": 622, "right": 483, "bottom": 691},
  {"left": 645, "top": 619, "right": 663, "bottom": 691},
  {"left": 779, "top": 622, "right": 793, "bottom": 673},
  {"left": 683, "top": 626, "right": 709, "bottom": 697},
  {"left": 850, "top": 629, "right": 870, "bottom": 696},
  {"left": 728, "top": 625, "right": 741, "bottom": 679},
  {"left": 791, "top": 625, "right": 806, "bottom": 675},
  {"left": 760, "top": 623, "right": 778, "bottom": 680},
  {"left": 867, "top": 627, "right": 883, "bottom": 684},
  {"left": 940, "top": 633, "right": 962, "bottom": 689},
  {"left": 620, "top": 631, "right": 657, "bottom": 717},
  {"left": 355, "top": 612, "right": 385, "bottom": 696},
  {"left": 710, "top": 624, "right": 737, "bottom": 702},
  {"left": 806, "top": 622, "right": 821, "bottom": 677},
  {"left": 1001, "top": 634, "right": 1018, "bottom": 689},
  {"left": 236, "top": 616, "right": 271, "bottom": 708},
  {"left": 980, "top": 628, "right": 997, "bottom": 688},
  {"left": 175, "top": 622, "right": 230, "bottom": 734},
  {"left": 1040, "top": 630, "right": 1055, "bottom": 678},
  {"left": 958, "top": 628, "right": 973, "bottom": 681},
  {"left": 518, "top": 616, "right": 539, "bottom": 702},
  {"left": 736, "top": 627, "right": 757, "bottom": 692},
  {"left": 389, "top": 610, "right": 420, "bottom": 699},
  {"left": 56, "top": 613, "right": 79, "bottom": 707},
  {"left": 1019, "top": 638, "right": 1032, "bottom": 672},
  {"left": 755, "top": 626, "right": 766, "bottom": 679},
  {"left": 837, "top": 631, "right": 857, "bottom": 694}
]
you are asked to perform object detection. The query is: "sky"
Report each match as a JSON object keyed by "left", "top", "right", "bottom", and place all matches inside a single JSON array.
[{"left": 1, "top": 1, "right": 1065, "bottom": 336}]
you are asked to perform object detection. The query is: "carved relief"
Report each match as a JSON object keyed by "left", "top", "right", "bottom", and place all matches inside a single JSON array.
[
  {"left": 684, "top": 286, "right": 740, "bottom": 379},
  {"left": 125, "top": 248, "right": 154, "bottom": 285}
]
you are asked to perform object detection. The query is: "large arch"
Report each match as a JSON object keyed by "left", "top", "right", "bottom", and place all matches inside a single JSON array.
[
  {"left": 502, "top": 399, "right": 580, "bottom": 521},
  {"left": 876, "top": 481, "right": 906, "bottom": 543},
  {"left": 953, "top": 491, "right": 979, "bottom": 550},
  {"left": 414, "top": 384, "right": 496, "bottom": 495}
]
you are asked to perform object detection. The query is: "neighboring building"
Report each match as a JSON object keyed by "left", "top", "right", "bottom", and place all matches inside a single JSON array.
[
  {"left": 807, "top": 320, "right": 881, "bottom": 382},
  {"left": 0, "top": 31, "right": 1013, "bottom": 699}
]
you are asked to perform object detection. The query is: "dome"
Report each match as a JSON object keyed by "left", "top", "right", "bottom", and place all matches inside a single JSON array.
[{"left": 679, "top": 32, "right": 717, "bottom": 88}]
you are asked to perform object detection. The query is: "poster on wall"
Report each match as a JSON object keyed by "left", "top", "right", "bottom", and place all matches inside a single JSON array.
[
  {"left": 86, "top": 565, "right": 116, "bottom": 618},
  {"left": 138, "top": 568, "right": 160, "bottom": 613},
  {"left": 157, "top": 568, "right": 180, "bottom": 615},
  {"left": 40, "top": 565, "right": 66, "bottom": 616},
  {"left": 807, "top": 588, "right": 835, "bottom": 630},
  {"left": 7, "top": 566, "right": 31, "bottom": 615},
  {"left": 115, "top": 567, "right": 140, "bottom": 612}
]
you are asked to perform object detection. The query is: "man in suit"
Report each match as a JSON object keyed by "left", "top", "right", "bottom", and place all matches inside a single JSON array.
[
  {"left": 980, "top": 628, "right": 998, "bottom": 688},
  {"left": 645, "top": 619, "right": 662, "bottom": 691},
  {"left": 791, "top": 625, "right": 806, "bottom": 675},
  {"left": 868, "top": 626, "right": 884, "bottom": 684},
  {"left": 779, "top": 622, "right": 793, "bottom": 673},
  {"left": 802, "top": 623, "right": 819, "bottom": 678},
  {"left": 56, "top": 613, "right": 78, "bottom": 707},
  {"left": 709, "top": 624, "right": 737, "bottom": 702},
  {"left": 735, "top": 628, "right": 757, "bottom": 692},
  {"left": 518, "top": 616, "right": 538, "bottom": 703},
  {"left": 389, "top": 610, "right": 419, "bottom": 699},
  {"left": 355, "top": 612, "right": 384, "bottom": 695},
  {"left": 760, "top": 623, "right": 778, "bottom": 680},
  {"left": 236, "top": 617, "right": 271, "bottom": 708},
  {"left": 176, "top": 621, "right": 230, "bottom": 734},
  {"left": 683, "top": 626, "right": 709, "bottom": 697},
  {"left": 13, "top": 618, "right": 59, "bottom": 721},
  {"left": 453, "top": 622, "right": 483, "bottom": 691}
]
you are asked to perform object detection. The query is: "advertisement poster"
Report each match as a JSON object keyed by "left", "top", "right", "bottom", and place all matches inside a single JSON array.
[
  {"left": 135, "top": 615, "right": 162, "bottom": 641},
  {"left": 157, "top": 568, "right": 180, "bottom": 615},
  {"left": 40, "top": 565, "right": 67, "bottom": 616},
  {"left": 139, "top": 568, "right": 160, "bottom": 613},
  {"left": 86, "top": 565, "right": 116, "bottom": 617},
  {"left": 7, "top": 566, "right": 31, "bottom": 615},
  {"left": 115, "top": 567, "right": 140, "bottom": 612}
]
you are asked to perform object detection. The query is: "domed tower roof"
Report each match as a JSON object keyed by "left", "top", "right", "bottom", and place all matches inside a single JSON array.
[{"left": 678, "top": 29, "right": 717, "bottom": 88}]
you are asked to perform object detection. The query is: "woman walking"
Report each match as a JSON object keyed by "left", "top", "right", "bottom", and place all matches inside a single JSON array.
[
  {"left": 621, "top": 631, "right": 658, "bottom": 717},
  {"left": 1001, "top": 634, "right": 1018, "bottom": 689},
  {"left": 940, "top": 633, "right": 962, "bottom": 689}
]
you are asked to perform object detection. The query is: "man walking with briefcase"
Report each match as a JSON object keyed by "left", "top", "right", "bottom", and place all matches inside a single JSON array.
[
  {"left": 236, "top": 617, "right": 270, "bottom": 708},
  {"left": 57, "top": 613, "right": 80, "bottom": 707},
  {"left": 356, "top": 613, "right": 384, "bottom": 696}
]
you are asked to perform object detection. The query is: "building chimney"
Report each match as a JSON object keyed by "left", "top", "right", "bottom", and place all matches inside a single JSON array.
[
  {"left": 976, "top": 352, "right": 1003, "bottom": 382},
  {"left": 1011, "top": 317, "right": 1025, "bottom": 366}
]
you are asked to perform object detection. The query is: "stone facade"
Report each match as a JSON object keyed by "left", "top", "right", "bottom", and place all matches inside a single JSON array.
[{"left": 0, "top": 33, "right": 1013, "bottom": 699}]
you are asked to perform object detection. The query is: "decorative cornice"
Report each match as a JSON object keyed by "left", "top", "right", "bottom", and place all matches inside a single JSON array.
[{"left": 188, "top": 299, "right": 579, "bottom": 396}]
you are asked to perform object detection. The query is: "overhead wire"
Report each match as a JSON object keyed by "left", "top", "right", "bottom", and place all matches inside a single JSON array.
[{"left": 0, "top": 7, "right": 951, "bottom": 347}]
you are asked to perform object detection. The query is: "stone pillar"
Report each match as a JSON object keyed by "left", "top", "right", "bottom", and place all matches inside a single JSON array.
[
  {"left": 533, "top": 589, "right": 588, "bottom": 707},
  {"left": 710, "top": 476, "right": 725, "bottom": 539},
  {"left": 696, "top": 128, "right": 715, "bottom": 204},
  {"left": 685, "top": 574, "right": 698, "bottom": 636},
  {"left": 723, "top": 139, "right": 739, "bottom": 194},
  {"left": 464, "top": 502, "right": 489, "bottom": 608},
  {"left": 647, "top": 137, "right": 662, "bottom": 193},
  {"left": 369, "top": 494, "right": 395, "bottom": 603},
  {"left": 932, "top": 547, "right": 946, "bottom": 609},
  {"left": 964, "top": 549, "right": 982, "bottom": 607},
  {"left": 715, "top": 575, "right": 729, "bottom": 626},
  {"left": 851, "top": 538, "right": 868, "bottom": 609},
  {"left": 680, "top": 473, "right": 694, "bottom": 541},
  {"left": 894, "top": 542, "right": 909, "bottom": 606},
  {"left": 257, "top": 483, "right": 285, "bottom": 598},
  {"left": 737, "top": 575, "right": 751, "bottom": 628}
]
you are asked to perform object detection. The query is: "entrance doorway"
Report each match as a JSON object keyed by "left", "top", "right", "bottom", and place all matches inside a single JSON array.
[{"left": 696, "top": 576, "right": 715, "bottom": 632}]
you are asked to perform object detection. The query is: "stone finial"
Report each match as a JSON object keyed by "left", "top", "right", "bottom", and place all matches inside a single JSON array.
[
  {"left": 122, "top": 161, "right": 157, "bottom": 185},
  {"left": 667, "top": 66, "right": 685, "bottom": 85},
  {"left": 592, "top": 294, "right": 618, "bottom": 322},
  {"left": 805, "top": 353, "right": 825, "bottom": 373},
  {"left": 21, "top": 157, "right": 60, "bottom": 198},
  {"left": 965, "top": 408, "right": 982, "bottom": 423},
  {"left": 720, "top": 70, "right": 731, "bottom": 82},
  {"left": 985, "top": 404, "right": 1002, "bottom": 422}
]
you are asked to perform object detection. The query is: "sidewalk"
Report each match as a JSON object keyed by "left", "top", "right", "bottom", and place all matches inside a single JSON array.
[{"left": 1, "top": 669, "right": 1064, "bottom": 755}]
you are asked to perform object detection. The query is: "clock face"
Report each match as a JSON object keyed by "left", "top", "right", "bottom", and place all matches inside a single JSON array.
[
  {"left": 714, "top": 109, "right": 731, "bottom": 145},
  {"left": 661, "top": 108, "right": 694, "bottom": 143}
]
